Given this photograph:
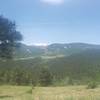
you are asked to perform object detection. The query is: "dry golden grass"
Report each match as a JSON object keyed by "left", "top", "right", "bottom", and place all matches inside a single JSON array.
[
  {"left": 0, "top": 85, "right": 100, "bottom": 100},
  {"left": 33, "top": 86, "right": 100, "bottom": 100}
]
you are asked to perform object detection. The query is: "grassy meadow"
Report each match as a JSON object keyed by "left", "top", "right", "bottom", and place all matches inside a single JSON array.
[
  {"left": 0, "top": 86, "right": 32, "bottom": 100},
  {"left": 33, "top": 86, "right": 100, "bottom": 100},
  {"left": 0, "top": 85, "right": 100, "bottom": 100}
]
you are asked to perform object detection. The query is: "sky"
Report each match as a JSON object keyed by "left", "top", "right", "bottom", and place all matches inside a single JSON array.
[{"left": 0, "top": 0, "right": 100, "bottom": 45}]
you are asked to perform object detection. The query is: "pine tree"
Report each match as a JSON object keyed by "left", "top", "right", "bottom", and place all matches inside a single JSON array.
[{"left": 0, "top": 15, "right": 22, "bottom": 59}]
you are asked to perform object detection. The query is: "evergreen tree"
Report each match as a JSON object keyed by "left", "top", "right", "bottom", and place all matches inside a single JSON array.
[
  {"left": 0, "top": 15, "right": 22, "bottom": 59},
  {"left": 39, "top": 67, "right": 53, "bottom": 86}
]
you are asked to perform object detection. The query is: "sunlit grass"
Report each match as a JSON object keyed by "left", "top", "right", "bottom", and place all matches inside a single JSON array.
[
  {"left": 0, "top": 85, "right": 32, "bottom": 100},
  {"left": 33, "top": 86, "right": 100, "bottom": 100},
  {"left": 0, "top": 85, "right": 100, "bottom": 100}
]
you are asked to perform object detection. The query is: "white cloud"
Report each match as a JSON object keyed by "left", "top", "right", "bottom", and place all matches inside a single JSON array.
[
  {"left": 41, "top": 0, "right": 64, "bottom": 5},
  {"left": 34, "top": 43, "right": 48, "bottom": 46}
]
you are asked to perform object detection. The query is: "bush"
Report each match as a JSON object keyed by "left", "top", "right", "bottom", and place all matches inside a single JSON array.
[
  {"left": 67, "top": 78, "right": 74, "bottom": 85},
  {"left": 87, "top": 81, "right": 98, "bottom": 89},
  {"left": 39, "top": 67, "right": 53, "bottom": 86}
]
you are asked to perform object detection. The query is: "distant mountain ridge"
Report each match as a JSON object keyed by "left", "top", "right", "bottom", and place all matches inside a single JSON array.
[{"left": 14, "top": 43, "right": 100, "bottom": 58}]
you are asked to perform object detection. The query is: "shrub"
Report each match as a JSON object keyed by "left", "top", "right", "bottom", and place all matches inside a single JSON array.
[
  {"left": 87, "top": 81, "right": 98, "bottom": 89},
  {"left": 39, "top": 67, "right": 53, "bottom": 86}
]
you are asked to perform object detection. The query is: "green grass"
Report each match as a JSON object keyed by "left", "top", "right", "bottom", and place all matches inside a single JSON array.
[
  {"left": 0, "top": 85, "right": 32, "bottom": 100},
  {"left": 0, "top": 85, "right": 100, "bottom": 100}
]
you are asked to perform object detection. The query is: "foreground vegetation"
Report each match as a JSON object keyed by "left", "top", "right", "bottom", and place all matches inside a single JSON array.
[
  {"left": 33, "top": 86, "right": 100, "bottom": 100},
  {"left": 0, "top": 86, "right": 32, "bottom": 100},
  {"left": 0, "top": 85, "right": 100, "bottom": 100}
]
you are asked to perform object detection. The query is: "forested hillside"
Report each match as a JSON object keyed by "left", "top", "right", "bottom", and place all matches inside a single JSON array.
[
  {"left": 0, "top": 47, "right": 100, "bottom": 85},
  {"left": 48, "top": 49, "right": 100, "bottom": 84}
]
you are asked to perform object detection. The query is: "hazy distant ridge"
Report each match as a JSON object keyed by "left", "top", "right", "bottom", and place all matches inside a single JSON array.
[{"left": 15, "top": 43, "right": 100, "bottom": 58}]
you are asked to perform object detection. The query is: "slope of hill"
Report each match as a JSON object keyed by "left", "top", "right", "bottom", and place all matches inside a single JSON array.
[
  {"left": 1, "top": 43, "right": 100, "bottom": 85},
  {"left": 47, "top": 48, "right": 100, "bottom": 83},
  {"left": 14, "top": 44, "right": 45, "bottom": 58},
  {"left": 14, "top": 43, "right": 100, "bottom": 59}
]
